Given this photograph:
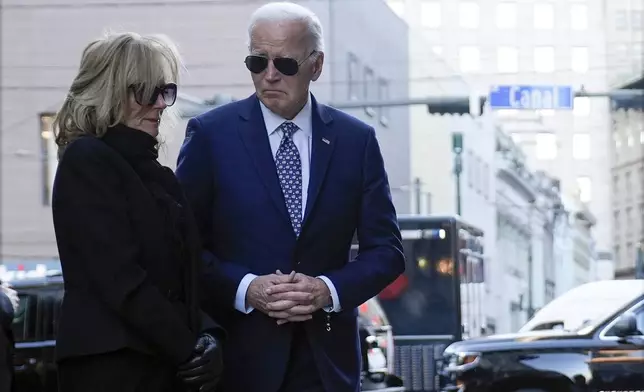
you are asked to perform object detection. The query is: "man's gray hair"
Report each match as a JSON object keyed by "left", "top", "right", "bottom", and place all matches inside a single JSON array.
[{"left": 247, "top": 2, "right": 325, "bottom": 53}]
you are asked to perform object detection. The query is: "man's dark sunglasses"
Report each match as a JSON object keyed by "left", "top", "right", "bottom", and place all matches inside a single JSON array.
[
  {"left": 244, "top": 51, "right": 316, "bottom": 76},
  {"left": 130, "top": 83, "right": 177, "bottom": 107}
]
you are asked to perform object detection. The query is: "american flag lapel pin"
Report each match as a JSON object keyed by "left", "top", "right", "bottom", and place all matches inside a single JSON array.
[{"left": 322, "top": 138, "right": 330, "bottom": 145}]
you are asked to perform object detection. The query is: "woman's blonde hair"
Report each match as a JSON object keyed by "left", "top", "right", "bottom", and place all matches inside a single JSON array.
[{"left": 53, "top": 31, "right": 183, "bottom": 151}]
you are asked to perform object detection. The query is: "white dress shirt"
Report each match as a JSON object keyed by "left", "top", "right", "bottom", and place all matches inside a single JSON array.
[{"left": 233, "top": 94, "right": 342, "bottom": 314}]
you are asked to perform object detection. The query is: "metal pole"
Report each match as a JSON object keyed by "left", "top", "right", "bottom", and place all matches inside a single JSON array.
[
  {"left": 454, "top": 152, "right": 463, "bottom": 216},
  {"left": 325, "top": 90, "right": 644, "bottom": 109},
  {"left": 527, "top": 202, "right": 535, "bottom": 320},
  {"left": 179, "top": 89, "right": 644, "bottom": 118},
  {"left": 414, "top": 177, "right": 421, "bottom": 214}
]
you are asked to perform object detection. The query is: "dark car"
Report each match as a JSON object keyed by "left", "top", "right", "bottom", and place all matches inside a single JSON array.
[
  {"left": 358, "top": 299, "right": 404, "bottom": 391},
  {"left": 3, "top": 266, "right": 403, "bottom": 392},
  {"left": 6, "top": 270, "right": 63, "bottom": 392},
  {"left": 439, "top": 279, "right": 644, "bottom": 392}
]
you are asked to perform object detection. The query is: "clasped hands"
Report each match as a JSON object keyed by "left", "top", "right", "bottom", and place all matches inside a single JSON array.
[{"left": 247, "top": 270, "right": 331, "bottom": 325}]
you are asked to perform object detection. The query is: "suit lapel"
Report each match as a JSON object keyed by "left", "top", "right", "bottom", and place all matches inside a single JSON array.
[
  {"left": 237, "top": 95, "right": 291, "bottom": 225},
  {"left": 302, "top": 96, "right": 336, "bottom": 227}
]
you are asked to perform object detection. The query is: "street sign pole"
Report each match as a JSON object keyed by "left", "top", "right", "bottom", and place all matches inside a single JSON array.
[
  {"left": 452, "top": 133, "right": 463, "bottom": 216},
  {"left": 181, "top": 90, "right": 644, "bottom": 118}
]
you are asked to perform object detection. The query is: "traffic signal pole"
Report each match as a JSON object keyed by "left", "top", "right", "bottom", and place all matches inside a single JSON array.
[{"left": 326, "top": 89, "right": 644, "bottom": 111}]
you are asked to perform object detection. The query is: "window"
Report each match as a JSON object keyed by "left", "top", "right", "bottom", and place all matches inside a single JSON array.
[
  {"left": 363, "top": 67, "right": 376, "bottom": 117},
  {"left": 536, "top": 133, "right": 558, "bottom": 160},
  {"left": 614, "top": 210, "right": 621, "bottom": 230},
  {"left": 421, "top": 2, "right": 441, "bottom": 28},
  {"left": 572, "top": 133, "right": 591, "bottom": 160},
  {"left": 615, "top": 10, "right": 628, "bottom": 30},
  {"left": 633, "top": 10, "right": 643, "bottom": 30},
  {"left": 378, "top": 78, "right": 390, "bottom": 127},
  {"left": 482, "top": 163, "right": 489, "bottom": 198},
  {"left": 614, "top": 245, "right": 621, "bottom": 265},
  {"left": 40, "top": 113, "right": 57, "bottom": 206},
  {"left": 497, "top": 46, "right": 518, "bottom": 73},
  {"left": 534, "top": 46, "right": 555, "bottom": 73},
  {"left": 459, "top": 2, "right": 479, "bottom": 29},
  {"left": 348, "top": 53, "right": 360, "bottom": 100},
  {"left": 467, "top": 150, "right": 474, "bottom": 187},
  {"left": 459, "top": 47, "right": 480, "bottom": 73},
  {"left": 388, "top": 0, "right": 405, "bottom": 17},
  {"left": 615, "top": 134, "right": 622, "bottom": 149},
  {"left": 573, "top": 97, "right": 590, "bottom": 116},
  {"left": 534, "top": 3, "right": 554, "bottom": 29},
  {"left": 570, "top": 4, "right": 588, "bottom": 30},
  {"left": 496, "top": 2, "right": 517, "bottom": 29},
  {"left": 576, "top": 176, "right": 592, "bottom": 202},
  {"left": 571, "top": 47, "right": 589, "bottom": 73}
]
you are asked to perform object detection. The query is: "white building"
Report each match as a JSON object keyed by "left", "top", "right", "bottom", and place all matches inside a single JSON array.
[
  {"left": 493, "top": 128, "right": 598, "bottom": 333},
  {"left": 0, "top": 0, "right": 411, "bottom": 262},
  {"left": 606, "top": 0, "right": 644, "bottom": 278},
  {"left": 387, "top": 0, "right": 615, "bottom": 274},
  {"left": 554, "top": 198, "right": 600, "bottom": 295}
]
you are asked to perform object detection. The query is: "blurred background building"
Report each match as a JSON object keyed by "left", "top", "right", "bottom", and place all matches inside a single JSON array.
[
  {"left": 0, "top": 0, "right": 411, "bottom": 262},
  {"left": 605, "top": 0, "right": 644, "bottom": 279}
]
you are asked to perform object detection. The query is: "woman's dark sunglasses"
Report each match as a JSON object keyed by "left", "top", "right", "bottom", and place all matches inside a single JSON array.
[
  {"left": 130, "top": 83, "right": 177, "bottom": 107},
  {"left": 244, "top": 51, "right": 315, "bottom": 76}
]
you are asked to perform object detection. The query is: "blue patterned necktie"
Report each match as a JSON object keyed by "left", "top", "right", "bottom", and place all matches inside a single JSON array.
[{"left": 275, "top": 121, "right": 303, "bottom": 236}]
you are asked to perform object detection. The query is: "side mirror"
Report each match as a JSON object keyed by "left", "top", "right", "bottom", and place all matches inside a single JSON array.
[{"left": 611, "top": 313, "right": 639, "bottom": 338}]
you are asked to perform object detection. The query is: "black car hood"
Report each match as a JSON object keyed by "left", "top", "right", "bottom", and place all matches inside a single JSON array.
[{"left": 444, "top": 330, "right": 588, "bottom": 354}]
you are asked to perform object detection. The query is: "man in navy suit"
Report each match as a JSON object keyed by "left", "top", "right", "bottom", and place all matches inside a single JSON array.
[{"left": 176, "top": 2, "right": 405, "bottom": 391}]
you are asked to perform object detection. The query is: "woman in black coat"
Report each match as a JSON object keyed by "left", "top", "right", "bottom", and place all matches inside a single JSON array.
[{"left": 51, "top": 31, "right": 224, "bottom": 392}]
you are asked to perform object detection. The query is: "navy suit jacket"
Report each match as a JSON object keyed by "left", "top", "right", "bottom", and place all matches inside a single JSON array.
[{"left": 176, "top": 94, "right": 405, "bottom": 392}]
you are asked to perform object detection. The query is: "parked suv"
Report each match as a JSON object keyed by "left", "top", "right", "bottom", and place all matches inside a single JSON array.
[
  {"left": 8, "top": 270, "right": 62, "bottom": 392},
  {"left": 439, "top": 279, "right": 644, "bottom": 392}
]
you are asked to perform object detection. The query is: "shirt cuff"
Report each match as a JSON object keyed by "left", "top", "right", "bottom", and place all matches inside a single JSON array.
[
  {"left": 234, "top": 273, "right": 257, "bottom": 314},
  {"left": 317, "top": 275, "right": 342, "bottom": 312}
]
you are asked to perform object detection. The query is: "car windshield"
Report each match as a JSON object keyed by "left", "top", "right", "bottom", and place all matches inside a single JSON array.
[{"left": 520, "top": 280, "right": 644, "bottom": 333}]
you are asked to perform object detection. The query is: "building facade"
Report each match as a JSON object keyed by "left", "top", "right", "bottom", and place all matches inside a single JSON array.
[
  {"left": 603, "top": 0, "right": 643, "bottom": 89},
  {"left": 554, "top": 198, "right": 599, "bottom": 295},
  {"left": 495, "top": 129, "right": 560, "bottom": 332},
  {"left": 0, "top": 0, "right": 411, "bottom": 262},
  {"left": 388, "top": 0, "right": 615, "bottom": 270},
  {"left": 605, "top": 0, "right": 644, "bottom": 278},
  {"left": 610, "top": 88, "right": 643, "bottom": 278}
]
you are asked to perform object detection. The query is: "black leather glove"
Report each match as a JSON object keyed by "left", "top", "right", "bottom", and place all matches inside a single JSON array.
[{"left": 177, "top": 333, "right": 223, "bottom": 392}]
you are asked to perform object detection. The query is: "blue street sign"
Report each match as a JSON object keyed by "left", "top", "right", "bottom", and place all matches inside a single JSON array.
[{"left": 488, "top": 85, "right": 574, "bottom": 110}]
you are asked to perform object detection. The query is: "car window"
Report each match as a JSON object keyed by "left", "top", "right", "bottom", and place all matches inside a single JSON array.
[
  {"left": 605, "top": 301, "right": 644, "bottom": 337},
  {"left": 635, "top": 306, "right": 644, "bottom": 335},
  {"left": 12, "top": 289, "right": 63, "bottom": 342}
]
